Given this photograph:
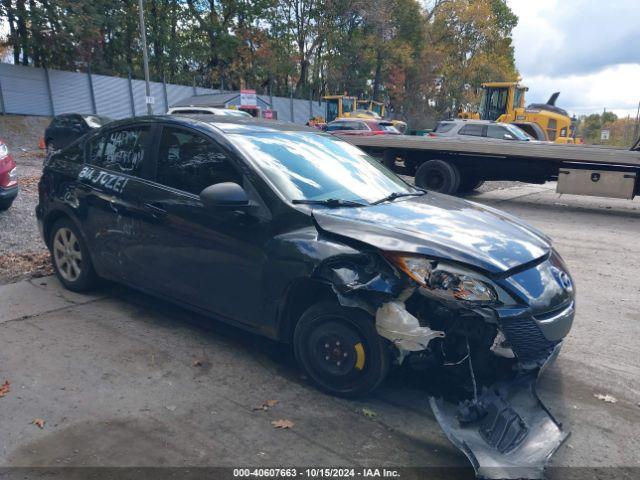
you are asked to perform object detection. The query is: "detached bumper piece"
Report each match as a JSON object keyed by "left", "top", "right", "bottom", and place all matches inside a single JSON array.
[{"left": 429, "top": 346, "right": 567, "bottom": 480}]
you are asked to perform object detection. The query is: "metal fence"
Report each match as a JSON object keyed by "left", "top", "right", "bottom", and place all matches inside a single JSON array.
[{"left": 0, "top": 63, "right": 325, "bottom": 124}]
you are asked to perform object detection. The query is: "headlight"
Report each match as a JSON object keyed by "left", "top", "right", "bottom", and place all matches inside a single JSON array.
[
  {"left": 385, "top": 253, "right": 498, "bottom": 304},
  {"left": 0, "top": 143, "right": 8, "bottom": 159}
]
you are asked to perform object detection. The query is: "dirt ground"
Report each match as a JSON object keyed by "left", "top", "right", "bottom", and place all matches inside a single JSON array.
[{"left": 0, "top": 182, "right": 639, "bottom": 479}]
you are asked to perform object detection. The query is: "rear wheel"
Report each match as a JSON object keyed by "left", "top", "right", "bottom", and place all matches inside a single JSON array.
[
  {"left": 49, "top": 218, "right": 98, "bottom": 292},
  {"left": 458, "top": 174, "right": 485, "bottom": 194},
  {"left": 415, "top": 159, "right": 460, "bottom": 194},
  {"left": 294, "top": 302, "right": 390, "bottom": 398}
]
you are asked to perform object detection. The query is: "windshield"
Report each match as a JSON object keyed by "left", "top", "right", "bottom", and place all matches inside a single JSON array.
[{"left": 229, "top": 132, "right": 416, "bottom": 205}]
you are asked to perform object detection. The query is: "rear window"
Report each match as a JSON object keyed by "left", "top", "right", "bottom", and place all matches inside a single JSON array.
[{"left": 434, "top": 122, "right": 456, "bottom": 133}]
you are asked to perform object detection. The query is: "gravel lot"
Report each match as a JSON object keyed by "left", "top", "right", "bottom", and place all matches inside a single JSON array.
[{"left": 0, "top": 116, "right": 49, "bottom": 282}]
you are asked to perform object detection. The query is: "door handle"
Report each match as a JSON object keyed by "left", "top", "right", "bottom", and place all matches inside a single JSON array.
[{"left": 144, "top": 202, "right": 168, "bottom": 218}]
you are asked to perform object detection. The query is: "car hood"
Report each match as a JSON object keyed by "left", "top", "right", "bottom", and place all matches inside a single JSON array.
[{"left": 312, "top": 194, "right": 551, "bottom": 274}]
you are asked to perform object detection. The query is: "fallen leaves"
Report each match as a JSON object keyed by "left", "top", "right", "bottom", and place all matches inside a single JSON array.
[
  {"left": 0, "top": 250, "right": 53, "bottom": 284},
  {"left": 271, "top": 419, "right": 294, "bottom": 429},
  {"left": 253, "top": 399, "right": 279, "bottom": 411},
  {"left": 594, "top": 393, "right": 617, "bottom": 404},
  {"left": 0, "top": 380, "right": 10, "bottom": 398},
  {"left": 32, "top": 418, "right": 46, "bottom": 429}
]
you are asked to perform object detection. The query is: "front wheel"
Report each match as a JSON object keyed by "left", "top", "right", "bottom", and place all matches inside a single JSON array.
[
  {"left": 49, "top": 218, "right": 98, "bottom": 292},
  {"left": 294, "top": 302, "right": 390, "bottom": 398}
]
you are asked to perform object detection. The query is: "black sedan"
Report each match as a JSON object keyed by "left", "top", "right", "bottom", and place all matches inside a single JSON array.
[
  {"left": 37, "top": 115, "right": 575, "bottom": 477},
  {"left": 44, "top": 113, "right": 112, "bottom": 153}
]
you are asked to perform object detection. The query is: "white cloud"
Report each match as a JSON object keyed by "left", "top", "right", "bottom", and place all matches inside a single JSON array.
[{"left": 508, "top": 0, "right": 640, "bottom": 117}]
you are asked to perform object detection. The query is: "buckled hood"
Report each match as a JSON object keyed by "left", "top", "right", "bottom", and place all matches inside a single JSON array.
[{"left": 312, "top": 193, "right": 550, "bottom": 275}]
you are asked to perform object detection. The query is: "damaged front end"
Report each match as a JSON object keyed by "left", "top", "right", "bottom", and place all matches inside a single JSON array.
[{"left": 310, "top": 233, "right": 574, "bottom": 480}]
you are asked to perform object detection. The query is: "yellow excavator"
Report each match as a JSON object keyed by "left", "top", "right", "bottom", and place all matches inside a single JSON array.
[{"left": 459, "top": 82, "right": 576, "bottom": 144}]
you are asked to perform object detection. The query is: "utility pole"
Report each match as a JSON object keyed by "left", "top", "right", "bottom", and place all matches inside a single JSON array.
[
  {"left": 138, "top": 0, "right": 153, "bottom": 115},
  {"left": 634, "top": 101, "right": 640, "bottom": 142}
]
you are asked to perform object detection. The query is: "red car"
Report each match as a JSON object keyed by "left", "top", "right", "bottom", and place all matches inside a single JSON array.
[
  {"left": 0, "top": 139, "right": 18, "bottom": 210},
  {"left": 325, "top": 118, "right": 401, "bottom": 136}
]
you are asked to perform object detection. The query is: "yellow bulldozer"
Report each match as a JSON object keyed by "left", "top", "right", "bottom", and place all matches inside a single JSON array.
[{"left": 458, "top": 82, "right": 576, "bottom": 144}]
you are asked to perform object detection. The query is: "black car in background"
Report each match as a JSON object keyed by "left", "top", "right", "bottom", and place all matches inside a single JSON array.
[
  {"left": 37, "top": 115, "right": 575, "bottom": 475},
  {"left": 44, "top": 113, "right": 112, "bottom": 153}
]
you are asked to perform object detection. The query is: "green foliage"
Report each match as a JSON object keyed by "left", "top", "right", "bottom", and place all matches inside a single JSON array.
[{"left": 0, "top": 0, "right": 518, "bottom": 126}]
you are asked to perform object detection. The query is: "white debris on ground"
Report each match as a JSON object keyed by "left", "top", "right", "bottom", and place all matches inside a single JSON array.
[{"left": 594, "top": 393, "right": 617, "bottom": 404}]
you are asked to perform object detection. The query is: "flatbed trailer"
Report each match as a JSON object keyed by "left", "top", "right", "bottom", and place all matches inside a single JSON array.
[{"left": 338, "top": 134, "right": 640, "bottom": 199}]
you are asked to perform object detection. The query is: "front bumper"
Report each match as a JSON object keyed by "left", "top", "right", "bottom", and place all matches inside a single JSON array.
[
  {"left": 430, "top": 343, "right": 567, "bottom": 480},
  {"left": 495, "top": 301, "right": 575, "bottom": 363}
]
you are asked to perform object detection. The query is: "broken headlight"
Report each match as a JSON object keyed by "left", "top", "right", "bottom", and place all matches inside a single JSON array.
[{"left": 385, "top": 253, "right": 498, "bottom": 304}]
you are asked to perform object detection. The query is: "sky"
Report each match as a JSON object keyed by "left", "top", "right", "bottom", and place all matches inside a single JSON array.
[{"left": 507, "top": 0, "right": 640, "bottom": 118}]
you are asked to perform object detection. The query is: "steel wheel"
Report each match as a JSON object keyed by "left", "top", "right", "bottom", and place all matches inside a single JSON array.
[
  {"left": 294, "top": 302, "right": 390, "bottom": 397},
  {"left": 52, "top": 227, "right": 83, "bottom": 282}
]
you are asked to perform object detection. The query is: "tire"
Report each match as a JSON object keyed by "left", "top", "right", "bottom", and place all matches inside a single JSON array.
[
  {"left": 49, "top": 217, "right": 98, "bottom": 292},
  {"left": 382, "top": 150, "right": 396, "bottom": 170},
  {"left": 414, "top": 159, "right": 460, "bottom": 194},
  {"left": 457, "top": 174, "right": 485, "bottom": 194},
  {"left": 294, "top": 302, "right": 390, "bottom": 398}
]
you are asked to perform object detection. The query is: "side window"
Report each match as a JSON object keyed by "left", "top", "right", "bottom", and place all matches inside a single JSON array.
[
  {"left": 459, "top": 124, "right": 484, "bottom": 137},
  {"left": 88, "top": 127, "right": 149, "bottom": 176},
  {"left": 326, "top": 122, "right": 345, "bottom": 132},
  {"left": 487, "top": 125, "right": 512, "bottom": 139},
  {"left": 156, "top": 127, "right": 241, "bottom": 195}
]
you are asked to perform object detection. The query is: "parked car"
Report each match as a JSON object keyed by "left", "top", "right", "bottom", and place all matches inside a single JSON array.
[
  {"left": 44, "top": 114, "right": 112, "bottom": 153},
  {"left": 167, "top": 106, "right": 253, "bottom": 118},
  {"left": 431, "top": 119, "right": 535, "bottom": 141},
  {"left": 0, "top": 139, "right": 18, "bottom": 211},
  {"left": 38, "top": 115, "right": 575, "bottom": 405},
  {"left": 325, "top": 118, "right": 401, "bottom": 136}
]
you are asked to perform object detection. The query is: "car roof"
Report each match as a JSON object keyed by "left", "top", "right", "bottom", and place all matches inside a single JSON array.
[
  {"left": 443, "top": 119, "right": 516, "bottom": 127},
  {"left": 96, "top": 114, "right": 316, "bottom": 134}
]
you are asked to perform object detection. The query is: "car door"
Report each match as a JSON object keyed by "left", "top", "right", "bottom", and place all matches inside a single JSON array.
[
  {"left": 125, "top": 124, "right": 272, "bottom": 327},
  {"left": 79, "top": 124, "right": 155, "bottom": 280}
]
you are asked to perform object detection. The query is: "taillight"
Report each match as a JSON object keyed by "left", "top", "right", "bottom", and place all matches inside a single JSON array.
[
  {"left": 372, "top": 130, "right": 385, "bottom": 135},
  {"left": 428, "top": 133, "right": 437, "bottom": 137}
]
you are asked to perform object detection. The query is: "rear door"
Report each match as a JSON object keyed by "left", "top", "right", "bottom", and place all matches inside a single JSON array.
[
  {"left": 80, "top": 124, "right": 155, "bottom": 280},
  {"left": 458, "top": 124, "right": 486, "bottom": 138},
  {"left": 126, "top": 124, "right": 271, "bottom": 326}
]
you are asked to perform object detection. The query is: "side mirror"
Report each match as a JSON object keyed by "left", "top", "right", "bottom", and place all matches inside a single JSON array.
[{"left": 200, "top": 182, "right": 250, "bottom": 209}]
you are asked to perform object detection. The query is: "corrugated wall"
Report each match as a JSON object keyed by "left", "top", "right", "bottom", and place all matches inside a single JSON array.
[{"left": 0, "top": 63, "right": 325, "bottom": 124}]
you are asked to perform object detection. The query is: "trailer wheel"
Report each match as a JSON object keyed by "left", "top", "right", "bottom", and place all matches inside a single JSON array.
[
  {"left": 382, "top": 150, "right": 397, "bottom": 170},
  {"left": 415, "top": 160, "right": 460, "bottom": 194},
  {"left": 458, "top": 175, "right": 485, "bottom": 193}
]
